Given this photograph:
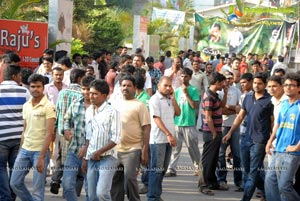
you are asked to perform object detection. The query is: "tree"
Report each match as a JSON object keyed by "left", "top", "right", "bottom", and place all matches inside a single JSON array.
[
  {"left": 73, "top": 0, "right": 132, "bottom": 51},
  {"left": 71, "top": 38, "right": 89, "bottom": 56},
  {"left": 0, "top": 0, "right": 132, "bottom": 53},
  {"left": 0, "top": 0, "right": 47, "bottom": 21},
  {"left": 85, "top": 9, "right": 125, "bottom": 52},
  {"left": 72, "top": 21, "right": 93, "bottom": 45},
  {"left": 108, "top": 7, "right": 133, "bottom": 44},
  {"left": 106, "top": 0, "right": 133, "bottom": 9},
  {"left": 143, "top": 0, "right": 195, "bottom": 54}
]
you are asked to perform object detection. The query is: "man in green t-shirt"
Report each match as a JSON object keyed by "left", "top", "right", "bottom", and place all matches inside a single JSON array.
[
  {"left": 134, "top": 69, "right": 151, "bottom": 109},
  {"left": 165, "top": 68, "right": 201, "bottom": 177},
  {"left": 134, "top": 70, "right": 151, "bottom": 194}
]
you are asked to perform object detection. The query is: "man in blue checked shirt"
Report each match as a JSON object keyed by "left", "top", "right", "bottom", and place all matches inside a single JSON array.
[
  {"left": 62, "top": 76, "right": 95, "bottom": 201},
  {"left": 146, "top": 56, "right": 162, "bottom": 94}
]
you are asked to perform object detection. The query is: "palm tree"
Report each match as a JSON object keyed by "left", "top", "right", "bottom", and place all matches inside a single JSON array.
[
  {"left": 72, "top": 21, "right": 93, "bottom": 44},
  {"left": 143, "top": 0, "right": 196, "bottom": 54},
  {"left": 0, "top": 0, "right": 47, "bottom": 21},
  {"left": 107, "top": 7, "right": 134, "bottom": 44}
]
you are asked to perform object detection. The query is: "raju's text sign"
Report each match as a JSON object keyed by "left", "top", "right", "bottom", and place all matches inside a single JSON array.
[{"left": 0, "top": 19, "right": 48, "bottom": 68}]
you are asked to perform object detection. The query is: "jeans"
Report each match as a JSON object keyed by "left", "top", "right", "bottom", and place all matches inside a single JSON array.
[
  {"left": 168, "top": 126, "right": 200, "bottom": 173},
  {"left": 294, "top": 167, "right": 300, "bottom": 196},
  {"left": 240, "top": 140, "right": 265, "bottom": 201},
  {"left": 87, "top": 155, "right": 117, "bottom": 201},
  {"left": 62, "top": 151, "right": 86, "bottom": 201},
  {"left": 216, "top": 127, "right": 242, "bottom": 186},
  {"left": 51, "top": 135, "right": 64, "bottom": 184},
  {"left": 147, "top": 143, "right": 172, "bottom": 201},
  {"left": 265, "top": 152, "right": 300, "bottom": 201},
  {"left": 10, "top": 148, "right": 50, "bottom": 201},
  {"left": 0, "top": 139, "right": 20, "bottom": 201},
  {"left": 201, "top": 131, "right": 222, "bottom": 188},
  {"left": 111, "top": 150, "right": 141, "bottom": 201}
]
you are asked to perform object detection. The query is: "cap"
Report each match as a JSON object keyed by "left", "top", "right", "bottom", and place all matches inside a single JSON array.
[{"left": 224, "top": 70, "right": 233, "bottom": 78}]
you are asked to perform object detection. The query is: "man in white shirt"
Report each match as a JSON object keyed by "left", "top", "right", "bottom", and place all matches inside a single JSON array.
[
  {"left": 57, "top": 57, "right": 72, "bottom": 86},
  {"left": 147, "top": 77, "right": 180, "bottom": 200},
  {"left": 133, "top": 54, "right": 152, "bottom": 96},
  {"left": 271, "top": 55, "right": 288, "bottom": 75},
  {"left": 183, "top": 53, "right": 193, "bottom": 69},
  {"left": 221, "top": 58, "right": 232, "bottom": 73},
  {"left": 266, "top": 75, "right": 288, "bottom": 165},
  {"left": 85, "top": 79, "right": 120, "bottom": 201}
]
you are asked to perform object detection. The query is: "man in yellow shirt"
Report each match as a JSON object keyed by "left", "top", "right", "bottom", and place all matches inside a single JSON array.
[{"left": 10, "top": 74, "right": 56, "bottom": 201}]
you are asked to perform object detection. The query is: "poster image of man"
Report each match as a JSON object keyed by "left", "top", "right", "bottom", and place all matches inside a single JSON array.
[
  {"left": 226, "top": 26, "right": 244, "bottom": 55},
  {"left": 209, "top": 23, "right": 222, "bottom": 43},
  {"left": 270, "top": 27, "right": 280, "bottom": 42}
]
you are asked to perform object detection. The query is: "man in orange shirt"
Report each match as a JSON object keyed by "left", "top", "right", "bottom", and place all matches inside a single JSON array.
[
  {"left": 239, "top": 55, "right": 249, "bottom": 74},
  {"left": 216, "top": 56, "right": 225, "bottom": 72}
]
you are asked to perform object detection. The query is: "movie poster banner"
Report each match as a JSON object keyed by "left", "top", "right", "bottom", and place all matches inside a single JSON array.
[{"left": 195, "top": 14, "right": 296, "bottom": 62}]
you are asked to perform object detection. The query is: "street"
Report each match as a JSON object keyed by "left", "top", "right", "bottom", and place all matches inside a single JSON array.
[{"left": 22, "top": 132, "right": 262, "bottom": 201}]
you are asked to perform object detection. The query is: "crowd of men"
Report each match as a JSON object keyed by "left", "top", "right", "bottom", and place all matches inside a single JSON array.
[{"left": 0, "top": 46, "right": 300, "bottom": 201}]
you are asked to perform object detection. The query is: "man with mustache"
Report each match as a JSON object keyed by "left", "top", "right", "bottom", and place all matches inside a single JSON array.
[{"left": 111, "top": 75, "right": 150, "bottom": 201}]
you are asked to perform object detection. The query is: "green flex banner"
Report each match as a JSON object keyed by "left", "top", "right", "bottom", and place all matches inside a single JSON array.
[{"left": 195, "top": 13, "right": 296, "bottom": 61}]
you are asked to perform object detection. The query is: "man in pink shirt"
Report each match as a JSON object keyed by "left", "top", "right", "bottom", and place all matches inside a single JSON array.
[
  {"left": 154, "top": 56, "right": 165, "bottom": 74},
  {"left": 44, "top": 67, "right": 68, "bottom": 105},
  {"left": 164, "top": 56, "right": 182, "bottom": 89}
]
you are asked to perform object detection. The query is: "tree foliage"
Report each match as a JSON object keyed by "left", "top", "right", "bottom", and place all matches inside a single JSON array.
[
  {"left": 143, "top": 0, "right": 195, "bottom": 55},
  {"left": 73, "top": 0, "right": 131, "bottom": 52},
  {"left": 71, "top": 38, "right": 89, "bottom": 56},
  {"left": 84, "top": 9, "right": 125, "bottom": 52},
  {"left": 0, "top": 0, "right": 47, "bottom": 20},
  {"left": 106, "top": 0, "right": 133, "bottom": 9}
]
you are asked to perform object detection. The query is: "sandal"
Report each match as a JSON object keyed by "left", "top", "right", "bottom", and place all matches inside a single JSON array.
[
  {"left": 235, "top": 186, "right": 244, "bottom": 192},
  {"left": 256, "top": 191, "right": 263, "bottom": 198},
  {"left": 199, "top": 186, "right": 214, "bottom": 196}
]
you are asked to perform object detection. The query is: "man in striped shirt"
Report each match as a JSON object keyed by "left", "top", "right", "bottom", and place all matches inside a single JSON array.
[
  {"left": 200, "top": 72, "right": 227, "bottom": 195},
  {"left": 85, "top": 79, "right": 121, "bottom": 200},
  {"left": 0, "top": 64, "right": 30, "bottom": 201}
]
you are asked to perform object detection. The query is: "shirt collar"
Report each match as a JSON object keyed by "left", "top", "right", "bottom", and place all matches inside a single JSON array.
[
  {"left": 1, "top": 80, "right": 19, "bottom": 86},
  {"left": 135, "top": 90, "right": 146, "bottom": 99},
  {"left": 250, "top": 90, "right": 270, "bottom": 100},
  {"left": 156, "top": 91, "right": 169, "bottom": 100},
  {"left": 262, "top": 90, "right": 271, "bottom": 98},
  {"left": 271, "top": 94, "right": 288, "bottom": 105},
  {"left": 28, "top": 95, "right": 48, "bottom": 107},
  {"left": 207, "top": 89, "right": 218, "bottom": 98},
  {"left": 93, "top": 101, "right": 108, "bottom": 114},
  {"left": 68, "top": 83, "right": 81, "bottom": 89},
  {"left": 48, "top": 81, "right": 67, "bottom": 87},
  {"left": 193, "top": 71, "right": 203, "bottom": 75}
]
